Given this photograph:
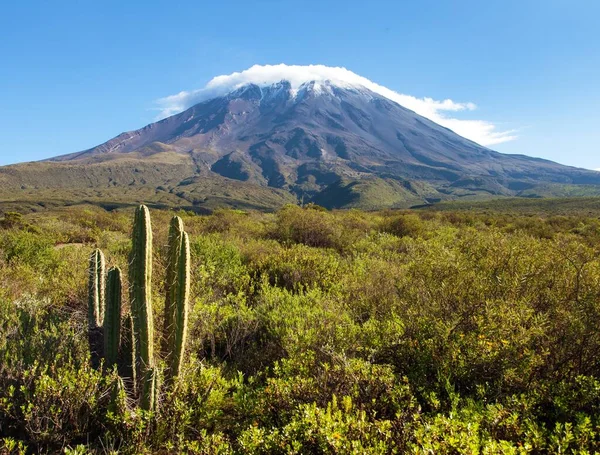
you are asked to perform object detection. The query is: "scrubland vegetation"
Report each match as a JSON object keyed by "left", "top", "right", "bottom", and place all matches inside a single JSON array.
[{"left": 1, "top": 202, "right": 600, "bottom": 453}]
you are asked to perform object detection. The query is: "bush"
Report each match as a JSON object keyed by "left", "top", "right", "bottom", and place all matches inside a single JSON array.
[
  {"left": 380, "top": 213, "right": 426, "bottom": 238},
  {"left": 273, "top": 204, "right": 344, "bottom": 249}
]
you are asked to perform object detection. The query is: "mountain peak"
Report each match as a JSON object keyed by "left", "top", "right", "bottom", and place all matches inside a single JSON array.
[
  {"left": 206, "top": 64, "right": 367, "bottom": 98},
  {"left": 155, "top": 64, "right": 515, "bottom": 147},
  {"left": 228, "top": 79, "right": 368, "bottom": 105}
]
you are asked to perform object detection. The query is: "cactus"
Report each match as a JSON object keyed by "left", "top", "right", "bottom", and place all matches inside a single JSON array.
[
  {"left": 129, "top": 205, "right": 155, "bottom": 381},
  {"left": 84, "top": 206, "right": 189, "bottom": 410},
  {"left": 88, "top": 248, "right": 106, "bottom": 328},
  {"left": 140, "top": 366, "right": 160, "bottom": 412},
  {"left": 104, "top": 267, "right": 122, "bottom": 368},
  {"left": 108, "top": 375, "right": 127, "bottom": 415},
  {"left": 119, "top": 312, "right": 137, "bottom": 395},
  {"left": 88, "top": 249, "right": 106, "bottom": 368},
  {"left": 162, "top": 217, "right": 191, "bottom": 380}
]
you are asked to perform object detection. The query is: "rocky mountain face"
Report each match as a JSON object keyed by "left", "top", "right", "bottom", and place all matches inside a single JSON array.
[{"left": 3, "top": 79, "right": 600, "bottom": 210}]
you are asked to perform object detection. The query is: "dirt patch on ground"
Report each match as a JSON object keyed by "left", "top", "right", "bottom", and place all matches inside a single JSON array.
[{"left": 54, "top": 243, "right": 85, "bottom": 250}]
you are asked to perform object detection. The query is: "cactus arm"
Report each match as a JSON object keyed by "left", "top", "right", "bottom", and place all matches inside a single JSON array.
[
  {"left": 172, "top": 230, "right": 190, "bottom": 378},
  {"left": 129, "top": 205, "right": 154, "bottom": 376},
  {"left": 118, "top": 313, "right": 137, "bottom": 396},
  {"left": 162, "top": 217, "right": 183, "bottom": 360},
  {"left": 104, "top": 267, "right": 122, "bottom": 367},
  {"left": 88, "top": 248, "right": 106, "bottom": 368},
  {"left": 140, "top": 366, "right": 160, "bottom": 412},
  {"left": 109, "top": 376, "right": 127, "bottom": 415},
  {"left": 162, "top": 217, "right": 190, "bottom": 380},
  {"left": 88, "top": 248, "right": 106, "bottom": 328}
]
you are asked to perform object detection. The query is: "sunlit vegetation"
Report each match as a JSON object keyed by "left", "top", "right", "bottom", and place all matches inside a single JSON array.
[{"left": 1, "top": 202, "right": 600, "bottom": 453}]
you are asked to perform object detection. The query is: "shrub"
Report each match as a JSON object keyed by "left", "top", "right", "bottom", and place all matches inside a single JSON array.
[
  {"left": 380, "top": 213, "right": 425, "bottom": 238},
  {"left": 273, "top": 204, "right": 344, "bottom": 249}
]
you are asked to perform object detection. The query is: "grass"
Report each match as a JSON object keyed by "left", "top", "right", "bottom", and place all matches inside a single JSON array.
[
  {"left": 423, "top": 195, "right": 600, "bottom": 216},
  {"left": 5, "top": 150, "right": 600, "bottom": 213}
]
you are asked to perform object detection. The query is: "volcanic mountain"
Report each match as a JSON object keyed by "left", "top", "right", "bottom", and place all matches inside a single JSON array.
[{"left": 2, "top": 67, "right": 600, "bottom": 211}]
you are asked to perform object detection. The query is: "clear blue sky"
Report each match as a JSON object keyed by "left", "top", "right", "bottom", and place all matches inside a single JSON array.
[{"left": 1, "top": 0, "right": 599, "bottom": 169}]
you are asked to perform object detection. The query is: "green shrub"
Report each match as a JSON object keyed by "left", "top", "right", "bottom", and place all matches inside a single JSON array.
[
  {"left": 273, "top": 204, "right": 344, "bottom": 249},
  {"left": 380, "top": 213, "right": 426, "bottom": 238}
]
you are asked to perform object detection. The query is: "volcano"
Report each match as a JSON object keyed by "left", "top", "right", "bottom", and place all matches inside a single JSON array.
[{"left": 2, "top": 65, "right": 600, "bottom": 210}]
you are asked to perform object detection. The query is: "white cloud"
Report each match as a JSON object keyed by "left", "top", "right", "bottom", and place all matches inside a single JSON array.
[{"left": 155, "top": 64, "right": 517, "bottom": 147}]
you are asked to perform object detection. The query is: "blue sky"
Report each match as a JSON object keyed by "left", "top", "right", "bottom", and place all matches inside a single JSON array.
[{"left": 1, "top": 0, "right": 599, "bottom": 169}]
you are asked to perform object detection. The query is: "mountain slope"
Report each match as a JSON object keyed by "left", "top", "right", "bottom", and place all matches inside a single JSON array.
[{"left": 3, "top": 75, "right": 600, "bottom": 211}]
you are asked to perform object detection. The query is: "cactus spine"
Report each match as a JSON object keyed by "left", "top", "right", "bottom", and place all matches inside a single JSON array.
[
  {"left": 104, "top": 267, "right": 122, "bottom": 368},
  {"left": 162, "top": 217, "right": 190, "bottom": 380},
  {"left": 88, "top": 249, "right": 105, "bottom": 368},
  {"left": 129, "top": 205, "right": 155, "bottom": 379}
]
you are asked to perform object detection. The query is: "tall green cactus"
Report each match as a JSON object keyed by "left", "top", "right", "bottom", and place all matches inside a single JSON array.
[
  {"left": 104, "top": 267, "right": 122, "bottom": 368},
  {"left": 88, "top": 249, "right": 106, "bottom": 368},
  {"left": 162, "top": 216, "right": 190, "bottom": 380},
  {"left": 129, "top": 205, "right": 155, "bottom": 380},
  {"left": 88, "top": 248, "right": 106, "bottom": 329}
]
